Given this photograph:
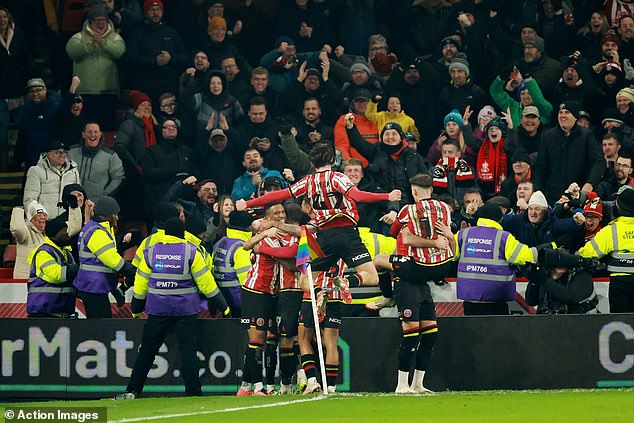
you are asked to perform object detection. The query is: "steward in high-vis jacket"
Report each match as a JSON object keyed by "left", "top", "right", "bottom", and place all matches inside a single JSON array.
[
  {"left": 115, "top": 217, "right": 229, "bottom": 400},
  {"left": 211, "top": 210, "right": 256, "bottom": 316},
  {"left": 454, "top": 202, "right": 537, "bottom": 316},
  {"left": 74, "top": 197, "right": 136, "bottom": 318},
  {"left": 578, "top": 187, "right": 634, "bottom": 312},
  {"left": 27, "top": 214, "right": 79, "bottom": 317}
]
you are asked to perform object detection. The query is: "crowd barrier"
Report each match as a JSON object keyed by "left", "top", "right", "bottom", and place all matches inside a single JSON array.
[{"left": 1, "top": 314, "right": 633, "bottom": 400}]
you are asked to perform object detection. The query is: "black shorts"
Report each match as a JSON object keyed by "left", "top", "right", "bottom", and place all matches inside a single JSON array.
[
  {"left": 240, "top": 288, "right": 275, "bottom": 331},
  {"left": 278, "top": 290, "right": 303, "bottom": 338},
  {"left": 312, "top": 226, "right": 372, "bottom": 271},
  {"left": 394, "top": 278, "right": 437, "bottom": 322},
  {"left": 299, "top": 299, "right": 343, "bottom": 330},
  {"left": 389, "top": 256, "right": 452, "bottom": 283}
]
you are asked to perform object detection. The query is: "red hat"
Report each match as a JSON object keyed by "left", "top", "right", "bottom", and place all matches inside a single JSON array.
[
  {"left": 129, "top": 90, "right": 152, "bottom": 111},
  {"left": 583, "top": 192, "right": 603, "bottom": 219},
  {"left": 601, "top": 30, "right": 622, "bottom": 48},
  {"left": 144, "top": 0, "right": 163, "bottom": 13}
]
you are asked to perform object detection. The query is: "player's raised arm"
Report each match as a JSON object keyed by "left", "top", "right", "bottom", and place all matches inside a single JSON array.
[{"left": 347, "top": 187, "right": 401, "bottom": 203}]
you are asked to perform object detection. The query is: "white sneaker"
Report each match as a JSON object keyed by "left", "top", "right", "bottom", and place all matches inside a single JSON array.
[
  {"left": 411, "top": 385, "right": 434, "bottom": 395},
  {"left": 366, "top": 296, "right": 396, "bottom": 310},
  {"left": 327, "top": 385, "right": 336, "bottom": 393},
  {"left": 395, "top": 385, "right": 416, "bottom": 394},
  {"left": 303, "top": 378, "right": 322, "bottom": 395}
]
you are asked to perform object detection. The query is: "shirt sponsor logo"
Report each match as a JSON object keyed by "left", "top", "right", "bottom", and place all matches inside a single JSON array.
[
  {"left": 154, "top": 261, "right": 181, "bottom": 270},
  {"left": 351, "top": 252, "right": 370, "bottom": 262},
  {"left": 156, "top": 254, "right": 182, "bottom": 260},
  {"left": 467, "top": 238, "right": 492, "bottom": 245}
]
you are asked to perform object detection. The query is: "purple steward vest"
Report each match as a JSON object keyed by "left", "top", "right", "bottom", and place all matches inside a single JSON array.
[
  {"left": 212, "top": 236, "right": 245, "bottom": 307},
  {"left": 141, "top": 241, "right": 199, "bottom": 316},
  {"left": 74, "top": 220, "right": 119, "bottom": 294},
  {"left": 27, "top": 242, "right": 76, "bottom": 315},
  {"left": 456, "top": 225, "right": 516, "bottom": 302}
]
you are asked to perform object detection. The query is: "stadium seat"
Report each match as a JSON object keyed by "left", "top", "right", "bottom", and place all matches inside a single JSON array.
[
  {"left": 2, "top": 244, "right": 17, "bottom": 267},
  {"left": 103, "top": 131, "right": 117, "bottom": 149}
]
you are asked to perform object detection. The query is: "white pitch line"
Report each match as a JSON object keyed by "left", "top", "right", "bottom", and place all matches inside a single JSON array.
[{"left": 110, "top": 395, "right": 327, "bottom": 423}]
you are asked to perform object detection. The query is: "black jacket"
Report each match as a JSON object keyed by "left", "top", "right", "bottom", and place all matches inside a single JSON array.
[{"left": 534, "top": 124, "right": 603, "bottom": 204}]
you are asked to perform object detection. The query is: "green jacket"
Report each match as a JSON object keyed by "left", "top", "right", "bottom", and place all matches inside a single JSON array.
[
  {"left": 65, "top": 21, "right": 126, "bottom": 95},
  {"left": 489, "top": 77, "right": 553, "bottom": 127}
]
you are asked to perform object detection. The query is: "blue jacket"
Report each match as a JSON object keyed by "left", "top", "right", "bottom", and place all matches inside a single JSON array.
[
  {"left": 502, "top": 208, "right": 579, "bottom": 248},
  {"left": 231, "top": 167, "right": 284, "bottom": 201}
]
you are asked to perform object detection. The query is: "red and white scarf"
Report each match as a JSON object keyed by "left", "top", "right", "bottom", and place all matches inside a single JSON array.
[
  {"left": 432, "top": 157, "right": 475, "bottom": 188},
  {"left": 476, "top": 138, "right": 507, "bottom": 193}
]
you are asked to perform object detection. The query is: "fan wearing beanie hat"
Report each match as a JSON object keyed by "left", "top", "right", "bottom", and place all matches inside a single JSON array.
[
  {"left": 526, "top": 190, "right": 550, "bottom": 224},
  {"left": 475, "top": 116, "right": 509, "bottom": 196},
  {"left": 582, "top": 192, "right": 603, "bottom": 241},
  {"left": 557, "top": 101, "right": 581, "bottom": 133},
  {"left": 448, "top": 56, "right": 470, "bottom": 88}
]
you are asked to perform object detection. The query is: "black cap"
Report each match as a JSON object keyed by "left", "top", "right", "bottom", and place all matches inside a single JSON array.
[
  {"left": 185, "top": 217, "right": 207, "bottom": 237},
  {"left": 48, "top": 140, "right": 69, "bottom": 151},
  {"left": 353, "top": 88, "right": 371, "bottom": 101},
  {"left": 487, "top": 196, "right": 512, "bottom": 210},
  {"left": 511, "top": 149, "right": 530, "bottom": 164},
  {"left": 94, "top": 197, "right": 120, "bottom": 216},
  {"left": 559, "top": 101, "right": 582, "bottom": 119},
  {"left": 263, "top": 175, "right": 286, "bottom": 190},
  {"left": 475, "top": 202, "right": 503, "bottom": 223},
  {"left": 617, "top": 188, "right": 634, "bottom": 217},
  {"left": 45, "top": 214, "right": 68, "bottom": 238},
  {"left": 164, "top": 217, "right": 185, "bottom": 238},
  {"left": 155, "top": 202, "right": 180, "bottom": 228},
  {"left": 380, "top": 121, "right": 404, "bottom": 140}
]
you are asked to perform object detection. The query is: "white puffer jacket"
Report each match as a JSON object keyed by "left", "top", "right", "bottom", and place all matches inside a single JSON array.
[{"left": 23, "top": 154, "right": 81, "bottom": 218}]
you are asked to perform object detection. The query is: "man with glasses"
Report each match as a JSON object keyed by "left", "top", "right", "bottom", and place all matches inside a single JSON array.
[
  {"left": 221, "top": 56, "right": 250, "bottom": 102},
  {"left": 23, "top": 140, "right": 80, "bottom": 218},
  {"left": 16, "top": 78, "right": 61, "bottom": 168}
]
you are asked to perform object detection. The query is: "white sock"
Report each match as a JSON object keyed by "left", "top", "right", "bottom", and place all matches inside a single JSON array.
[
  {"left": 266, "top": 384, "right": 276, "bottom": 393},
  {"left": 253, "top": 382, "right": 263, "bottom": 392},
  {"left": 397, "top": 370, "right": 410, "bottom": 387},
  {"left": 411, "top": 369, "right": 426, "bottom": 388},
  {"left": 240, "top": 382, "right": 252, "bottom": 391},
  {"left": 297, "top": 368, "right": 306, "bottom": 381}
]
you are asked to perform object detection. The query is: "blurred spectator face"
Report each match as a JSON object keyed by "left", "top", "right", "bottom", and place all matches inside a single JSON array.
[
  {"left": 47, "top": 149, "right": 67, "bottom": 168},
  {"left": 159, "top": 95, "right": 177, "bottom": 115},
  {"left": 557, "top": 109, "right": 577, "bottom": 132},
  {"left": 220, "top": 197, "right": 235, "bottom": 218},
  {"left": 146, "top": 5, "right": 163, "bottom": 23},
  {"left": 83, "top": 123, "right": 102, "bottom": 148},
  {"left": 208, "top": 2, "right": 224, "bottom": 17},
  {"left": 602, "top": 41, "right": 619, "bottom": 60},
  {"left": 31, "top": 211, "right": 48, "bottom": 232},
  {"left": 368, "top": 42, "right": 387, "bottom": 59},
  {"left": 603, "top": 136, "right": 621, "bottom": 157},
  {"left": 90, "top": 16, "right": 108, "bottom": 34},
  {"left": 351, "top": 68, "right": 369, "bottom": 85},
  {"left": 71, "top": 191, "right": 85, "bottom": 208},
  {"left": 445, "top": 121, "right": 460, "bottom": 137},
  {"left": 387, "top": 97, "right": 401, "bottom": 113},
  {"left": 344, "top": 163, "right": 363, "bottom": 186},
  {"left": 523, "top": 44, "right": 541, "bottom": 63},
  {"left": 604, "top": 120, "right": 622, "bottom": 132},
  {"left": 512, "top": 161, "right": 530, "bottom": 178},
  {"left": 162, "top": 120, "right": 178, "bottom": 140},
  {"left": 221, "top": 57, "right": 239, "bottom": 81},
  {"left": 136, "top": 100, "right": 152, "bottom": 117},
  {"left": 71, "top": 98, "right": 84, "bottom": 116},
  {"left": 519, "top": 88, "right": 533, "bottom": 106},
  {"left": 248, "top": 104, "right": 267, "bottom": 123},
  {"left": 303, "top": 99, "right": 321, "bottom": 123},
  {"left": 295, "top": 0, "right": 309, "bottom": 8},
  {"left": 194, "top": 52, "right": 210, "bottom": 71},
  {"left": 584, "top": 215, "right": 601, "bottom": 232},
  {"left": 487, "top": 126, "right": 502, "bottom": 142},
  {"left": 353, "top": 98, "right": 369, "bottom": 114},
  {"left": 209, "top": 23, "right": 226, "bottom": 43},
  {"left": 101, "top": 0, "right": 115, "bottom": 13},
  {"left": 521, "top": 113, "right": 540, "bottom": 135},
  {"left": 304, "top": 75, "right": 320, "bottom": 91},
  {"left": 28, "top": 85, "right": 47, "bottom": 103},
  {"left": 267, "top": 204, "right": 286, "bottom": 222},
  {"left": 0, "top": 10, "right": 8, "bottom": 32},
  {"left": 617, "top": 96, "right": 631, "bottom": 113},
  {"left": 403, "top": 68, "right": 420, "bottom": 85},
  {"left": 442, "top": 43, "right": 458, "bottom": 62},
  {"left": 251, "top": 72, "right": 268, "bottom": 93},
  {"left": 590, "top": 12, "right": 606, "bottom": 33},
  {"left": 450, "top": 68, "right": 467, "bottom": 86},
  {"left": 562, "top": 67, "right": 579, "bottom": 87},
  {"left": 620, "top": 16, "right": 634, "bottom": 41},
  {"left": 441, "top": 143, "right": 460, "bottom": 159},
  {"left": 463, "top": 192, "right": 483, "bottom": 210},
  {"left": 382, "top": 129, "right": 401, "bottom": 146},
  {"left": 604, "top": 72, "right": 617, "bottom": 87},
  {"left": 208, "top": 133, "right": 227, "bottom": 152},
  {"left": 209, "top": 76, "right": 223, "bottom": 95},
  {"left": 197, "top": 182, "right": 218, "bottom": 205},
  {"left": 243, "top": 149, "right": 264, "bottom": 172},
  {"left": 520, "top": 27, "right": 537, "bottom": 44},
  {"left": 615, "top": 156, "right": 633, "bottom": 181},
  {"left": 577, "top": 116, "right": 591, "bottom": 128},
  {"left": 528, "top": 205, "right": 546, "bottom": 224},
  {"left": 516, "top": 181, "right": 533, "bottom": 202}
]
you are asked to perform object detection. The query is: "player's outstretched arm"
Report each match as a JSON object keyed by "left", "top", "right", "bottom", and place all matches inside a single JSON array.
[
  {"left": 236, "top": 188, "right": 293, "bottom": 211},
  {"left": 348, "top": 187, "right": 401, "bottom": 203}
]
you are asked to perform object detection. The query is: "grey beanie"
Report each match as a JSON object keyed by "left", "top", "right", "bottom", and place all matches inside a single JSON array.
[
  {"left": 448, "top": 57, "right": 470, "bottom": 77},
  {"left": 94, "top": 197, "right": 120, "bottom": 216}
]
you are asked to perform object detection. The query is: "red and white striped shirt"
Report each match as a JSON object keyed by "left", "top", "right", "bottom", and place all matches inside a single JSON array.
[
  {"left": 278, "top": 233, "right": 301, "bottom": 291},
  {"left": 243, "top": 237, "right": 279, "bottom": 295},
  {"left": 302, "top": 259, "right": 345, "bottom": 301},
  {"left": 395, "top": 198, "right": 453, "bottom": 264},
  {"left": 290, "top": 171, "right": 358, "bottom": 227}
]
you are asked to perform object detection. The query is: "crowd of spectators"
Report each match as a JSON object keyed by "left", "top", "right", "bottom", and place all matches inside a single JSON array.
[{"left": 4, "top": 0, "right": 634, "bottom": 302}]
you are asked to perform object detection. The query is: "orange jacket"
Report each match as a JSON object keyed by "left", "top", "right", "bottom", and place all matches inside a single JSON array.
[{"left": 334, "top": 113, "right": 379, "bottom": 168}]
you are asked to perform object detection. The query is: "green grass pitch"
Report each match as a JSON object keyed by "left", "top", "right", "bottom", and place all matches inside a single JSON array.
[{"left": 3, "top": 389, "right": 634, "bottom": 423}]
